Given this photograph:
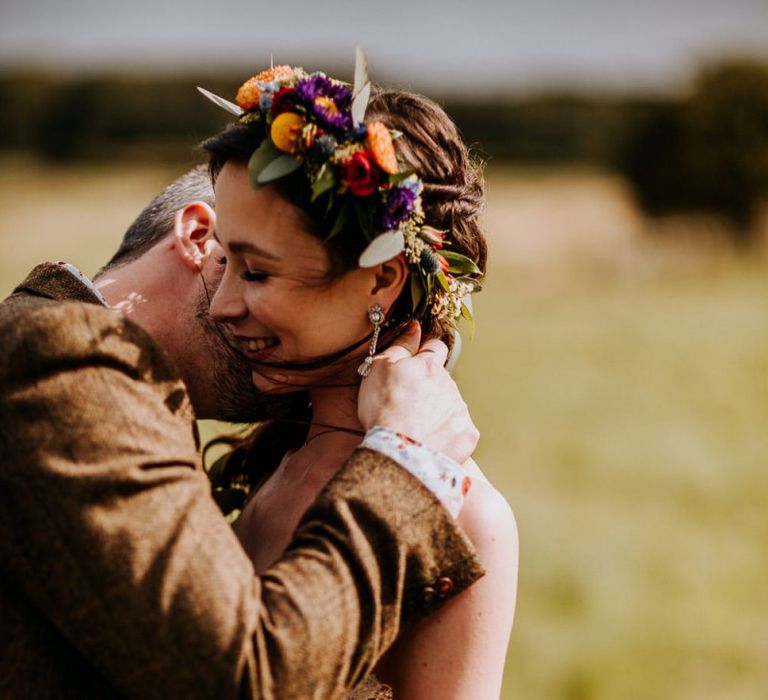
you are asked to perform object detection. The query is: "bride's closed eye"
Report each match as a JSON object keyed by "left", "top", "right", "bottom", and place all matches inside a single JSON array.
[
  {"left": 242, "top": 268, "right": 269, "bottom": 282},
  {"left": 217, "top": 255, "right": 269, "bottom": 282}
]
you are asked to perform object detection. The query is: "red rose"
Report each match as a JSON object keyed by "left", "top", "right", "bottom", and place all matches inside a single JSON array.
[
  {"left": 341, "top": 151, "right": 381, "bottom": 197},
  {"left": 271, "top": 86, "right": 298, "bottom": 116}
]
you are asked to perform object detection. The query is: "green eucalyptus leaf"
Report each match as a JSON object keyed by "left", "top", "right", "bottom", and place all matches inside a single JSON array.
[
  {"left": 355, "top": 199, "right": 376, "bottom": 240},
  {"left": 351, "top": 82, "right": 371, "bottom": 125},
  {"left": 359, "top": 230, "right": 405, "bottom": 267},
  {"left": 258, "top": 154, "right": 303, "bottom": 183},
  {"left": 248, "top": 140, "right": 281, "bottom": 189},
  {"left": 311, "top": 164, "right": 336, "bottom": 202},
  {"left": 440, "top": 250, "right": 481, "bottom": 275},
  {"left": 325, "top": 190, "right": 336, "bottom": 216},
  {"left": 436, "top": 270, "right": 451, "bottom": 292},
  {"left": 326, "top": 200, "right": 351, "bottom": 240},
  {"left": 353, "top": 46, "right": 369, "bottom": 100},
  {"left": 387, "top": 169, "right": 416, "bottom": 186},
  {"left": 410, "top": 274, "right": 425, "bottom": 313},
  {"left": 196, "top": 86, "right": 244, "bottom": 117},
  {"left": 461, "top": 302, "right": 476, "bottom": 339}
]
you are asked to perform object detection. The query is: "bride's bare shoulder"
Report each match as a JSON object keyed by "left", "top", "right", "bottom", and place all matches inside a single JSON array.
[{"left": 458, "top": 458, "right": 518, "bottom": 561}]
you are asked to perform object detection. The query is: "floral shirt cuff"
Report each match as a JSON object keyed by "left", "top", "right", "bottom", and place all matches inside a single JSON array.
[{"left": 361, "top": 426, "right": 471, "bottom": 518}]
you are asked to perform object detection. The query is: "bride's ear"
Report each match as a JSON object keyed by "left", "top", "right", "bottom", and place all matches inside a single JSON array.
[
  {"left": 173, "top": 201, "right": 217, "bottom": 271},
  {"left": 369, "top": 253, "right": 408, "bottom": 310}
]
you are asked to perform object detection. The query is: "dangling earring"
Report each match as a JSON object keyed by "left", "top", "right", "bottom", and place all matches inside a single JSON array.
[{"left": 357, "top": 303, "right": 385, "bottom": 377}]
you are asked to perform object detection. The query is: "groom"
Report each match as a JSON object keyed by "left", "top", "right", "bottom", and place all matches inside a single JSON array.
[{"left": 0, "top": 167, "right": 483, "bottom": 699}]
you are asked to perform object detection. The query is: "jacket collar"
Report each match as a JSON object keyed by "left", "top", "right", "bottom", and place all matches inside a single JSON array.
[{"left": 12, "top": 263, "right": 106, "bottom": 306}]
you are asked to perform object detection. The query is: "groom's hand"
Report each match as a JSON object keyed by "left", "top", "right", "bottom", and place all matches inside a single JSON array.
[{"left": 358, "top": 321, "right": 479, "bottom": 464}]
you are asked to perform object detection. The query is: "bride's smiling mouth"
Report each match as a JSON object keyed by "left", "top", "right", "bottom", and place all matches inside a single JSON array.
[{"left": 235, "top": 335, "right": 281, "bottom": 361}]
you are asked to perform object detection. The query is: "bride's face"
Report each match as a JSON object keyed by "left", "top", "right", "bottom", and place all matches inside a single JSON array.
[{"left": 209, "top": 163, "right": 376, "bottom": 391}]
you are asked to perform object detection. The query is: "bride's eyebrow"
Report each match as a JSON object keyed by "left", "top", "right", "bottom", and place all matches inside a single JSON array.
[
  {"left": 229, "top": 241, "right": 281, "bottom": 260},
  {"left": 213, "top": 231, "right": 280, "bottom": 260}
]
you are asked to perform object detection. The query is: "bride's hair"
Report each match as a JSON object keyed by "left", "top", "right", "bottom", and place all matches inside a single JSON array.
[
  {"left": 203, "top": 88, "right": 487, "bottom": 345},
  {"left": 202, "top": 89, "right": 487, "bottom": 490}
]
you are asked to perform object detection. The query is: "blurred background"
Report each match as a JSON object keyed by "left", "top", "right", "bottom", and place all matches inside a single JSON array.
[{"left": 1, "top": 1, "right": 767, "bottom": 697}]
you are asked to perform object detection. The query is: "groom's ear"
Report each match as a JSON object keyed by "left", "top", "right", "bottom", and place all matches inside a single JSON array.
[
  {"left": 173, "top": 201, "right": 217, "bottom": 271},
  {"left": 370, "top": 253, "right": 408, "bottom": 307}
]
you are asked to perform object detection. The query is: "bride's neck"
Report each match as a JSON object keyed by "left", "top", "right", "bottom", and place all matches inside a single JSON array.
[
  {"left": 275, "top": 383, "right": 362, "bottom": 489},
  {"left": 306, "top": 383, "right": 363, "bottom": 445}
]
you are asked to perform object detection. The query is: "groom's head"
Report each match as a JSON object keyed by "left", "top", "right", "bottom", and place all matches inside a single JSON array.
[
  {"left": 92, "top": 166, "right": 271, "bottom": 422},
  {"left": 99, "top": 166, "right": 216, "bottom": 274}
]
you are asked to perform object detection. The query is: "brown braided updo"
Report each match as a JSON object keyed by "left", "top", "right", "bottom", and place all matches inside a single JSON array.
[{"left": 364, "top": 89, "right": 487, "bottom": 340}]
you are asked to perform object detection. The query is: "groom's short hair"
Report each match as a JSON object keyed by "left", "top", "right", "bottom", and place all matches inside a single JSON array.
[{"left": 98, "top": 165, "right": 214, "bottom": 274}]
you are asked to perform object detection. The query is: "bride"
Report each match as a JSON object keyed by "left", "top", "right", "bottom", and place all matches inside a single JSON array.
[{"left": 202, "top": 60, "right": 518, "bottom": 699}]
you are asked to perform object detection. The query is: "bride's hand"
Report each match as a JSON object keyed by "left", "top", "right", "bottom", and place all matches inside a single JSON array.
[{"left": 357, "top": 321, "right": 479, "bottom": 464}]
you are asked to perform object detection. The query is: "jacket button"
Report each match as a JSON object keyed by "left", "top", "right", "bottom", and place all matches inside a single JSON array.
[
  {"left": 421, "top": 586, "right": 436, "bottom": 603},
  {"left": 436, "top": 577, "right": 454, "bottom": 596}
]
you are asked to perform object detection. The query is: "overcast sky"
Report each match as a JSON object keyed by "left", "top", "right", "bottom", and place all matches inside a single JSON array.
[{"left": 1, "top": 0, "right": 767, "bottom": 94}]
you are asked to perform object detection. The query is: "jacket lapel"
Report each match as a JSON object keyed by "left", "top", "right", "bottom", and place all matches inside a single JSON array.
[{"left": 12, "top": 263, "right": 105, "bottom": 306}]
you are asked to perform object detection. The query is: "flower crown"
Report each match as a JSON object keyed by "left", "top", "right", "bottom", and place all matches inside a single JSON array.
[{"left": 198, "top": 48, "right": 481, "bottom": 328}]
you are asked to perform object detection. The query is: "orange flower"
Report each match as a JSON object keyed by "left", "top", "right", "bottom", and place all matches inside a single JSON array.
[
  {"left": 366, "top": 121, "right": 398, "bottom": 175},
  {"left": 259, "top": 65, "right": 295, "bottom": 83},
  {"left": 236, "top": 65, "right": 295, "bottom": 111}
]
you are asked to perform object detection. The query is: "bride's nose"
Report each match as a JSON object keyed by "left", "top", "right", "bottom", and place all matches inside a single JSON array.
[{"left": 209, "top": 274, "right": 248, "bottom": 321}]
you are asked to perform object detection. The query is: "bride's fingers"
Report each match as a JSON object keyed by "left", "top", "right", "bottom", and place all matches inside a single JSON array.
[
  {"left": 417, "top": 337, "right": 449, "bottom": 367},
  {"left": 378, "top": 321, "right": 421, "bottom": 363}
]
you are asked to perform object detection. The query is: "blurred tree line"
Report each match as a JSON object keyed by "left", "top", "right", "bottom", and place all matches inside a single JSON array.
[
  {"left": 2, "top": 60, "right": 767, "bottom": 245},
  {"left": 0, "top": 74, "right": 238, "bottom": 163},
  {"left": 621, "top": 61, "right": 768, "bottom": 246}
]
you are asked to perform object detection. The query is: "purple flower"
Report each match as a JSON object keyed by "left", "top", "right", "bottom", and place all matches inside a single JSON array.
[
  {"left": 295, "top": 72, "right": 353, "bottom": 130},
  {"left": 377, "top": 186, "right": 417, "bottom": 231}
]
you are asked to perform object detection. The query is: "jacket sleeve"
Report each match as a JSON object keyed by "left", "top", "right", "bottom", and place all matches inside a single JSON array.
[{"left": 0, "top": 301, "right": 483, "bottom": 700}]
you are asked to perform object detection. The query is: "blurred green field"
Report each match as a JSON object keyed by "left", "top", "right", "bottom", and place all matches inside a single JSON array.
[
  {"left": 1, "top": 160, "right": 766, "bottom": 699},
  {"left": 463, "top": 263, "right": 767, "bottom": 700}
]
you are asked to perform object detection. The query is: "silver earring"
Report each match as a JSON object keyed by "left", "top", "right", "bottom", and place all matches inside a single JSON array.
[{"left": 357, "top": 304, "right": 385, "bottom": 377}]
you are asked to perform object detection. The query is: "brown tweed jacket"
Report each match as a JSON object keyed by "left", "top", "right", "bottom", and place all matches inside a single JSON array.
[{"left": 0, "top": 263, "right": 483, "bottom": 700}]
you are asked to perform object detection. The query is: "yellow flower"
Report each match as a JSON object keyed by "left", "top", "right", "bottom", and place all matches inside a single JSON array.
[
  {"left": 314, "top": 95, "right": 340, "bottom": 118},
  {"left": 270, "top": 112, "right": 307, "bottom": 154}
]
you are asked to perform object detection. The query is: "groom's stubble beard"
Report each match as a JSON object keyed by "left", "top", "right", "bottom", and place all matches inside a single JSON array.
[{"left": 194, "top": 290, "right": 308, "bottom": 423}]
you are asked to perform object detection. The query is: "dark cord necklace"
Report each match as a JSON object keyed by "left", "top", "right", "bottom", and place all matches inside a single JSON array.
[{"left": 302, "top": 422, "right": 366, "bottom": 446}]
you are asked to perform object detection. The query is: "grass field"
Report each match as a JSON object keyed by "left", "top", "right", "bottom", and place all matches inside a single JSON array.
[
  {"left": 464, "top": 262, "right": 767, "bottom": 700},
  {"left": 2, "top": 159, "right": 766, "bottom": 699}
]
